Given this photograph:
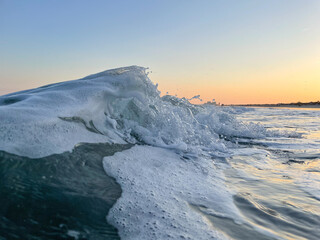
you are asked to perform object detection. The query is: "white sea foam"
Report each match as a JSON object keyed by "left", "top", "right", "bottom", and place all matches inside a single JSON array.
[
  {"left": 0, "top": 66, "right": 283, "bottom": 158},
  {"left": 103, "top": 145, "right": 237, "bottom": 240}
]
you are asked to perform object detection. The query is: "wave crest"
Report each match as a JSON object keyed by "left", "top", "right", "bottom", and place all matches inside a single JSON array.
[{"left": 0, "top": 66, "right": 291, "bottom": 158}]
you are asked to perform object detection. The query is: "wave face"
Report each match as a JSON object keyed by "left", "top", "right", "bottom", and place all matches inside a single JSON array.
[
  {"left": 1, "top": 66, "right": 319, "bottom": 239},
  {"left": 0, "top": 143, "right": 131, "bottom": 240},
  {"left": 0, "top": 66, "right": 284, "bottom": 158}
]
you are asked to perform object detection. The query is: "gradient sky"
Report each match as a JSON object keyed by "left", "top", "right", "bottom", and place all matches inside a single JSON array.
[{"left": 1, "top": 0, "right": 319, "bottom": 104}]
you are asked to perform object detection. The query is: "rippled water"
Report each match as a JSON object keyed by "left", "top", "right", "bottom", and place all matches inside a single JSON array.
[{"left": 222, "top": 107, "right": 320, "bottom": 240}]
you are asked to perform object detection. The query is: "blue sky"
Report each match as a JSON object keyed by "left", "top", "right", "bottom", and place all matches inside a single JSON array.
[{"left": 1, "top": 0, "right": 319, "bottom": 103}]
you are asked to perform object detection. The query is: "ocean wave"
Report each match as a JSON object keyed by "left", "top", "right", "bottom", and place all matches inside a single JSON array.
[
  {"left": 1, "top": 66, "right": 317, "bottom": 240},
  {"left": 0, "top": 66, "right": 292, "bottom": 158}
]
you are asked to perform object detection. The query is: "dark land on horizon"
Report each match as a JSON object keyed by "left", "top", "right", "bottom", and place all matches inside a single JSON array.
[{"left": 228, "top": 101, "right": 320, "bottom": 108}]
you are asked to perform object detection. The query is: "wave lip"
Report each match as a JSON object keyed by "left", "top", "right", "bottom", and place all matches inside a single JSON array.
[{"left": 0, "top": 66, "right": 150, "bottom": 157}]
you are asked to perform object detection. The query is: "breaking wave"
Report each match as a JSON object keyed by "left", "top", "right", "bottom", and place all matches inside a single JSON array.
[
  {"left": 2, "top": 66, "right": 315, "bottom": 240},
  {"left": 0, "top": 66, "right": 291, "bottom": 158}
]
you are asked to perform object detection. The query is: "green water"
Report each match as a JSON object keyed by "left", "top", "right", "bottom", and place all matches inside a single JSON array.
[{"left": 0, "top": 143, "right": 132, "bottom": 240}]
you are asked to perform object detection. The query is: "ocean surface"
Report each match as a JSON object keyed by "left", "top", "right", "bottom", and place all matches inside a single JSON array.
[{"left": 0, "top": 66, "right": 319, "bottom": 240}]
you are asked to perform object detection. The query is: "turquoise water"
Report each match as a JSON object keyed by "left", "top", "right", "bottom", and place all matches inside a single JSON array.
[{"left": 0, "top": 143, "right": 131, "bottom": 240}]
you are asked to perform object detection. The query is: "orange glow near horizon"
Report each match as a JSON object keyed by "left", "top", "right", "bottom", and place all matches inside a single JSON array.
[
  {"left": 1, "top": 51, "right": 319, "bottom": 105},
  {"left": 155, "top": 56, "right": 320, "bottom": 105},
  {"left": 1, "top": 61, "right": 319, "bottom": 105}
]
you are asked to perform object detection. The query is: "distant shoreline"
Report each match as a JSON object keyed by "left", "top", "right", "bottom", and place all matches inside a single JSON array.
[{"left": 228, "top": 102, "right": 320, "bottom": 109}]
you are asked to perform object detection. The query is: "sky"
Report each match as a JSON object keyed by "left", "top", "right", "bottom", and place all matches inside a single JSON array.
[{"left": 0, "top": 0, "right": 319, "bottom": 104}]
